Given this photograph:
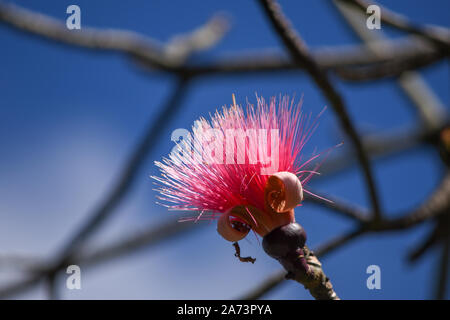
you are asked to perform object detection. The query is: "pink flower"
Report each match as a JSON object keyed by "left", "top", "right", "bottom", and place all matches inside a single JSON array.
[{"left": 153, "top": 95, "right": 328, "bottom": 242}]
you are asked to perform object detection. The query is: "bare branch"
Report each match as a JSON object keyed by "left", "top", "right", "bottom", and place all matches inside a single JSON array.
[
  {"left": 53, "top": 78, "right": 191, "bottom": 265},
  {"left": 164, "top": 14, "right": 230, "bottom": 62},
  {"left": 258, "top": 0, "right": 381, "bottom": 221},
  {"left": 318, "top": 126, "right": 441, "bottom": 177},
  {"left": 0, "top": 2, "right": 229, "bottom": 70},
  {"left": 334, "top": 51, "right": 446, "bottom": 81},
  {"left": 0, "top": 79, "right": 191, "bottom": 299},
  {"left": 79, "top": 219, "right": 201, "bottom": 267},
  {"left": 304, "top": 190, "right": 370, "bottom": 222},
  {"left": 239, "top": 172, "right": 450, "bottom": 300},
  {"left": 0, "top": 219, "right": 200, "bottom": 298},
  {"left": 1, "top": 2, "right": 445, "bottom": 80},
  {"left": 0, "top": 0, "right": 447, "bottom": 301},
  {"left": 181, "top": 38, "right": 446, "bottom": 78},
  {"left": 4, "top": 171, "right": 447, "bottom": 299},
  {"left": 434, "top": 231, "right": 449, "bottom": 299},
  {"left": 332, "top": 0, "right": 448, "bottom": 130},
  {"left": 409, "top": 214, "right": 450, "bottom": 262},
  {"left": 346, "top": 0, "right": 450, "bottom": 52},
  {"left": 372, "top": 173, "right": 450, "bottom": 231}
]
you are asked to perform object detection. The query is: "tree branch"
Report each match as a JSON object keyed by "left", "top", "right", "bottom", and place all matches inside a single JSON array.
[
  {"left": 334, "top": 51, "right": 446, "bottom": 81},
  {"left": 332, "top": 0, "right": 448, "bottom": 130},
  {"left": 239, "top": 172, "right": 450, "bottom": 299},
  {"left": 0, "top": 79, "right": 191, "bottom": 299},
  {"left": 346, "top": 0, "right": 450, "bottom": 52},
  {"left": 0, "top": 2, "right": 229, "bottom": 70},
  {"left": 304, "top": 190, "right": 370, "bottom": 222},
  {"left": 258, "top": 0, "right": 381, "bottom": 220},
  {"left": 1, "top": 2, "right": 445, "bottom": 80}
]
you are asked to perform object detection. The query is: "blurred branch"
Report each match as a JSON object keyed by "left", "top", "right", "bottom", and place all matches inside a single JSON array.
[
  {"left": 182, "top": 43, "right": 445, "bottom": 79},
  {"left": 46, "top": 273, "right": 58, "bottom": 300},
  {"left": 1, "top": 151, "right": 447, "bottom": 300},
  {"left": 345, "top": 0, "right": 450, "bottom": 52},
  {"left": 258, "top": 0, "right": 381, "bottom": 221},
  {"left": 332, "top": 0, "right": 448, "bottom": 131},
  {"left": 304, "top": 190, "right": 370, "bottom": 222},
  {"left": 318, "top": 125, "right": 444, "bottom": 177},
  {"left": 7, "top": 167, "right": 446, "bottom": 297},
  {"left": 0, "top": 254, "right": 42, "bottom": 271},
  {"left": 0, "top": 2, "right": 229, "bottom": 69},
  {"left": 0, "top": 3, "right": 218, "bottom": 284},
  {"left": 0, "top": 122, "right": 435, "bottom": 298},
  {"left": 0, "top": 219, "right": 200, "bottom": 272},
  {"left": 0, "top": 78, "right": 191, "bottom": 299},
  {"left": 435, "top": 230, "right": 449, "bottom": 299},
  {"left": 1, "top": 112, "right": 441, "bottom": 299},
  {"left": 54, "top": 78, "right": 191, "bottom": 265},
  {"left": 1, "top": 2, "right": 446, "bottom": 80},
  {"left": 0, "top": 218, "right": 200, "bottom": 298},
  {"left": 163, "top": 14, "right": 230, "bottom": 62},
  {"left": 334, "top": 51, "right": 446, "bottom": 81},
  {"left": 240, "top": 171, "right": 450, "bottom": 299},
  {"left": 409, "top": 214, "right": 450, "bottom": 263},
  {"left": 78, "top": 219, "right": 202, "bottom": 268},
  {"left": 179, "top": 35, "right": 446, "bottom": 77},
  {"left": 0, "top": 0, "right": 448, "bottom": 300},
  {"left": 0, "top": 110, "right": 445, "bottom": 299},
  {"left": 372, "top": 172, "right": 450, "bottom": 231}
]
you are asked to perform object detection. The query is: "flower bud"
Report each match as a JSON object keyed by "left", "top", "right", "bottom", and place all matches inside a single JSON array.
[{"left": 262, "top": 222, "right": 307, "bottom": 259}]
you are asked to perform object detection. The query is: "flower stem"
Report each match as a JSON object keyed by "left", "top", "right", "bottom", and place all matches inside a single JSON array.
[{"left": 262, "top": 223, "right": 340, "bottom": 300}]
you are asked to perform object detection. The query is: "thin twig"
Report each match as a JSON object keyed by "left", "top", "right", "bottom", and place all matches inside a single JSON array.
[{"left": 304, "top": 190, "right": 370, "bottom": 222}]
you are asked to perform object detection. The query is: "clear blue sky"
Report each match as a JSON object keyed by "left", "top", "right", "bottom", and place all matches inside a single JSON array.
[{"left": 0, "top": 0, "right": 448, "bottom": 299}]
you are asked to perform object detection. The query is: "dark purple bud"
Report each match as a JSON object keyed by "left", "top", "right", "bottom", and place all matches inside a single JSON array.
[{"left": 262, "top": 222, "right": 307, "bottom": 259}]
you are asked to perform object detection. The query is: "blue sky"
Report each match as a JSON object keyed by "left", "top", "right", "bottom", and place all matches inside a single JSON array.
[{"left": 0, "top": 0, "right": 449, "bottom": 299}]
